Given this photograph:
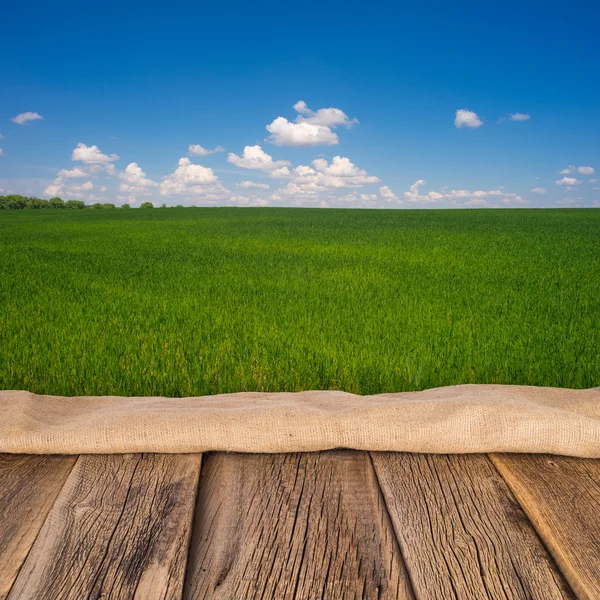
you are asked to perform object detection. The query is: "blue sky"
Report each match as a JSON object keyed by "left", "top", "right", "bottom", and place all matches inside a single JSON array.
[{"left": 1, "top": 0, "right": 599, "bottom": 208}]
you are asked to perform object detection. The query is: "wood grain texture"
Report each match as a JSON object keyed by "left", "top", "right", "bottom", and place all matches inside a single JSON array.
[
  {"left": 491, "top": 454, "right": 600, "bottom": 600},
  {"left": 184, "top": 450, "right": 414, "bottom": 600},
  {"left": 0, "top": 454, "right": 77, "bottom": 600},
  {"left": 371, "top": 452, "right": 574, "bottom": 600},
  {"left": 7, "top": 453, "right": 202, "bottom": 600}
]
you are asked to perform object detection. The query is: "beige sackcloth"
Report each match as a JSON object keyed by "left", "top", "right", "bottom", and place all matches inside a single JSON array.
[{"left": 1, "top": 385, "right": 599, "bottom": 457}]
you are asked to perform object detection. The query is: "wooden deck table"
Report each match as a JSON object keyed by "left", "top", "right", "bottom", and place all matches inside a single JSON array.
[{"left": 1, "top": 451, "right": 598, "bottom": 599}]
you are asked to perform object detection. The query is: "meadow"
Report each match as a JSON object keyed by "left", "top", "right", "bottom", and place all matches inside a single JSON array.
[{"left": 1, "top": 207, "right": 598, "bottom": 397}]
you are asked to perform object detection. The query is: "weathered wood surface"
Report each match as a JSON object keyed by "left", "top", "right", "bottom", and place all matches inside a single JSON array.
[
  {"left": 0, "top": 454, "right": 77, "bottom": 600},
  {"left": 491, "top": 453, "right": 600, "bottom": 600},
  {"left": 371, "top": 452, "right": 574, "bottom": 600},
  {"left": 7, "top": 453, "right": 202, "bottom": 600},
  {"left": 184, "top": 451, "right": 414, "bottom": 600}
]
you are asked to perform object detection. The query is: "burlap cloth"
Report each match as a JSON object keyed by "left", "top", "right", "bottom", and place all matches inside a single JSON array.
[{"left": 1, "top": 385, "right": 599, "bottom": 457}]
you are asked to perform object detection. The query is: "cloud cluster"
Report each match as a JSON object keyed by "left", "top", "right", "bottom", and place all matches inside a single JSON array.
[
  {"left": 43, "top": 146, "right": 121, "bottom": 198},
  {"left": 12, "top": 112, "right": 44, "bottom": 125},
  {"left": 159, "top": 157, "right": 227, "bottom": 199},
  {"left": 269, "top": 156, "right": 380, "bottom": 202},
  {"left": 376, "top": 181, "right": 524, "bottom": 207},
  {"left": 266, "top": 101, "right": 357, "bottom": 147},
  {"left": 558, "top": 165, "right": 595, "bottom": 175}
]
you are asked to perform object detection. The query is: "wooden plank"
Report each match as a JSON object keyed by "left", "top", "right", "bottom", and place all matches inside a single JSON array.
[
  {"left": 371, "top": 452, "right": 574, "bottom": 600},
  {"left": 0, "top": 454, "right": 77, "bottom": 599},
  {"left": 7, "top": 453, "right": 202, "bottom": 600},
  {"left": 184, "top": 450, "right": 414, "bottom": 600},
  {"left": 491, "top": 454, "right": 600, "bottom": 600}
]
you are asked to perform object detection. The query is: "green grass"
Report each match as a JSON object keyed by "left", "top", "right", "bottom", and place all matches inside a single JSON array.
[{"left": 1, "top": 207, "right": 599, "bottom": 396}]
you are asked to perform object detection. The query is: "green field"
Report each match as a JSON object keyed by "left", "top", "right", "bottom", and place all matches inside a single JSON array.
[{"left": 1, "top": 208, "right": 598, "bottom": 396}]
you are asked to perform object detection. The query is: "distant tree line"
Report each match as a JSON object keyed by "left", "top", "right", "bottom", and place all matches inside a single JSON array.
[{"left": 0, "top": 195, "right": 159, "bottom": 210}]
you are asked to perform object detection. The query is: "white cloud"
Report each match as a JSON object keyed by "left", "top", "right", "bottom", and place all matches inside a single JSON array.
[
  {"left": 454, "top": 109, "right": 483, "bottom": 129},
  {"left": 12, "top": 112, "right": 44, "bottom": 124},
  {"left": 293, "top": 100, "right": 357, "bottom": 128},
  {"left": 560, "top": 165, "right": 595, "bottom": 175},
  {"left": 509, "top": 113, "right": 531, "bottom": 121},
  {"left": 188, "top": 144, "right": 225, "bottom": 157},
  {"left": 0, "top": 149, "right": 4, "bottom": 156},
  {"left": 270, "top": 156, "right": 380, "bottom": 205},
  {"left": 403, "top": 181, "right": 523, "bottom": 205},
  {"left": 404, "top": 180, "right": 446, "bottom": 202},
  {"left": 44, "top": 180, "right": 93, "bottom": 198},
  {"left": 119, "top": 162, "right": 158, "bottom": 195},
  {"left": 379, "top": 185, "right": 401, "bottom": 203},
  {"left": 43, "top": 161, "right": 117, "bottom": 198},
  {"left": 0, "top": 132, "right": 3, "bottom": 139},
  {"left": 236, "top": 181, "right": 270, "bottom": 189},
  {"left": 531, "top": 187, "right": 547, "bottom": 195},
  {"left": 556, "top": 176, "right": 582, "bottom": 186},
  {"left": 266, "top": 100, "right": 357, "bottom": 147},
  {"left": 228, "top": 145, "right": 291, "bottom": 177},
  {"left": 57, "top": 167, "right": 89, "bottom": 179},
  {"left": 72, "top": 143, "right": 119, "bottom": 164},
  {"left": 578, "top": 166, "right": 595, "bottom": 175},
  {"left": 589, "top": 178, "right": 598, "bottom": 183},
  {"left": 160, "top": 157, "right": 227, "bottom": 198}
]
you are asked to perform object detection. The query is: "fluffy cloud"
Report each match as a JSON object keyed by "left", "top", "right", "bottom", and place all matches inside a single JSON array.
[
  {"left": 379, "top": 186, "right": 401, "bottom": 203},
  {"left": 228, "top": 145, "right": 291, "bottom": 177},
  {"left": 56, "top": 167, "right": 89, "bottom": 179},
  {"left": 531, "top": 187, "right": 547, "bottom": 195},
  {"left": 12, "top": 112, "right": 44, "bottom": 124},
  {"left": 266, "top": 101, "right": 357, "bottom": 146},
  {"left": 119, "top": 163, "right": 158, "bottom": 195},
  {"left": 578, "top": 166, "right": 595, "bottom": 175},
  {"left": 72, "top": 143, "right": 119, "bottom": 164},
  {"left": 188, "top": 144, "right": 225, "bottom": 157},
  {"left": 294, "top": 156, "right": 379, "bottom": 188},
  {"left": 236, "top": 181, "right": 270, "bottom": 189},
  {"left": 454, "top": 109, "right": 483, "bottom": 129},
  {"left": 0, "top": 149, "right": 4, "bottom": 156},
  {"left": 556, "top": 176, "right": 582, "bottom": 186},
  {"left": 589, "top": 178, "right": 598, "bottom": 184},
  {"left": 509, "top": 113, "right": 531, "bottom": 121},
  {"left": 160, "top": 157, "right": 227, "bottom": 198}
]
